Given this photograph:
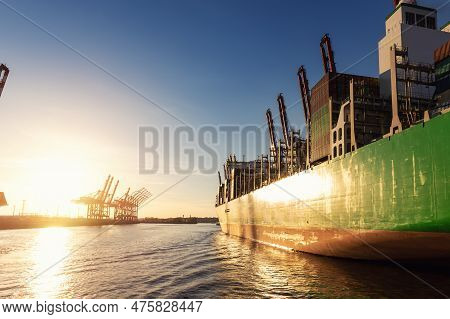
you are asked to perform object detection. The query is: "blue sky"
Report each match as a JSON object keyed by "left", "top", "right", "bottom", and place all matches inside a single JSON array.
[{"left": 0, "top": 0, "right": 448, "bottom": 217}]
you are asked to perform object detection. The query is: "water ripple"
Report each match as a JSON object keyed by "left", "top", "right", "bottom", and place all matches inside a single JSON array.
[{"left": 0, "top": 224, "right": 449, "bottom": 298}]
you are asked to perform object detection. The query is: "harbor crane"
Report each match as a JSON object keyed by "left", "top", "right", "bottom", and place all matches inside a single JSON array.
[
  {"left": 74, "top": 175, "right": 120, "bottom": 219},
  {"left": 0, "top": 64, "right": 9, "bottom": 209},
  {"left": 0, "top": 64, "right": 9, "bottom": 99},
  {"left": 114, "top": 187, "right": 151, "bottom": 221}
]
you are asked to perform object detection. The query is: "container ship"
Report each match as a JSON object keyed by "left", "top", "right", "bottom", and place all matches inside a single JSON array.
[{"left": 215, "top": 0, "right": 450, "bottom": 261}]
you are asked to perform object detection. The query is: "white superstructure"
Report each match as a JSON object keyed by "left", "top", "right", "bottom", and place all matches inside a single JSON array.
[{"left": 378, "top": 1, "right": 450, "bottom": 97}]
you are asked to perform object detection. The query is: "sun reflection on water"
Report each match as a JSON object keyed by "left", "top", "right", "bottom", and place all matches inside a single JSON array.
[{"left": 29, "top": 227, "right": 72, "bottom": 298}]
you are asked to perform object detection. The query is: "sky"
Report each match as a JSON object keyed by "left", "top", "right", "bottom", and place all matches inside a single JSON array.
[{"left": 0, "top": 0, "right": 448, "bottom": 217}]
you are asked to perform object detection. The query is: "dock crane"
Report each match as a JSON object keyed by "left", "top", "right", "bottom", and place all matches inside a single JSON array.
[
  {"left": 74, "top": 175, "right": 120, "bottom": 219},
  {"left": 0, "top": 64, "right": 9, "bottom": 99},
  {"left": 0, "top": 64, "right": 9, "bottom": 209},
  {"left": 114, "top": 187, "right": 151, "bottom": 221}
]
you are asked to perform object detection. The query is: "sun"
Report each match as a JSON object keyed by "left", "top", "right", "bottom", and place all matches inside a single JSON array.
[{"left": 22, "top": 152, "right": 94, "bottom": 217}]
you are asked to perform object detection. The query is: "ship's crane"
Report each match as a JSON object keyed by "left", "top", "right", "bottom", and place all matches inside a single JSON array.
[
  {"left": 320, "top": 34, "right": 336, "bottom": 74},
  {"left": 0, "top": 64, "right": 9, "bottom": 99}
]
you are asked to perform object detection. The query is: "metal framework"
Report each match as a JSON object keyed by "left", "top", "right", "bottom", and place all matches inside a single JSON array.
[
  {"left": 320, "top": 34, "right": 336, "bottom": 74},
  {"left": 74, "top": 175, "right": 119, "bottom": 219},
  {"left": 277, "top": 94, "right": 291, "bottom": 149},
  {"left": 216, "top": 32, "right": 441, "bottom": 208},
  {"left": 0, "top": 192, "right": 7, "bottom": 207},
  {"left": 0, "top": 64, "right": 9, "bottom": 99},
  {"left": 113, "top": 188, "right": 151, "bottom": 221},
  {"left": 389, "top": 45, "right": 435, "bottom": 135},
  {"left": 216, "top": 95, "right": 306, "bottom": 207},
  {"left": 297, "top": 65, "right": 311, "bottom": 167},
  {"left": 266, "top": 108, "right": 278, "bottom": 162},
  {"left": 0, "top": 64, "right": 9, "bottom": 209}
]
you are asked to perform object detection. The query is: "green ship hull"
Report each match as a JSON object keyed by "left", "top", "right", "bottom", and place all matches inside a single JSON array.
[{"left": 216, "top": 112, "right": 450, "bottom": 261}]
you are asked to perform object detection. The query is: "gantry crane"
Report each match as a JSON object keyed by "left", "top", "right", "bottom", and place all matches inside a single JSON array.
[
  {"left": 74, "top": 175, "right": 120, "bottom": 219},
  {"left": 0, "top": 64, "right": 10, "bottom": 209},
  {"left": 114, "top": 187, "right": 151, "bottom": 222},
  {"left": 0, "top": 64, "right": 9, "bottom": 99}
]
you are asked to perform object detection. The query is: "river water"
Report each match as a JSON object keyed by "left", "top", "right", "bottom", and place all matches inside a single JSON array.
[{"left": 0, "top": 224, "right": 449, "bottom": 299}]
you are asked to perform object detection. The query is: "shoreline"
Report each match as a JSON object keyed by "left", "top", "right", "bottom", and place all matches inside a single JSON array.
[
  {"left": 0, "top": 216, "right": 138, "bottom": 231},
  {"left": 0, "top": 216, "right": 219, "bottom": 231}
]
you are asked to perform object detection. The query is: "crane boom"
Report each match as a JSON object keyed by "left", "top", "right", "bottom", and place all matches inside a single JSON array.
[
  {"left": 297, "top": 66, "right": 311, "bottom": 123},
  {"left": 277, "top": 94, "right": 290, "bottom": 148},
  {"left": 98, "top": 175, "right": 111, "bottom": 200},
  {"left": 108, "top": 180, "right": 119, "bottom": 204},
  {"left": 0, "top": 64, "right": 9, "bottom": 99},
  {"left": 320, "top": 34, "right": 336, "bottom": 74},
  {"left": 102, "top": 176, "right": 114, "bottom": 203},
  {"left": 266, "top": 109, "right": 278, "bottom": 155}
]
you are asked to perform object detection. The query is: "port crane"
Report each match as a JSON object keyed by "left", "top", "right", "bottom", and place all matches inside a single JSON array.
[
  {"left": 0, "top": 64, "right": 9, "bottom": 99},
  {"left": 75, "top": 176, "right": 151, "bottom": 221},
  {"left": 0, "top": 64, "right": 9, "bottom": 208},
  {"left": 74, "top": 175, "right": 120, "bottom": 219},
  {"left": 114, "top": 187, "right": 151, "bottom": 221}
]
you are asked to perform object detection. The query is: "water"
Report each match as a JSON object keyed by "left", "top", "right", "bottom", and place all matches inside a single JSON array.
[{"left": 0, "top": 224, "right": 449, "bottom": 299}]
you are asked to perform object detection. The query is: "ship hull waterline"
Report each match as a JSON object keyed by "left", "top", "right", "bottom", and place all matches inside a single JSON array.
[{"left": 218, "top": 223, "right": 450, "bottom": 261}]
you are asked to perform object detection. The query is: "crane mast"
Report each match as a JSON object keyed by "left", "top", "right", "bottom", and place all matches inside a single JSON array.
[
  {"left": 320, "top": 34, "right": 336, "bottom": 74},
  {"left": 266, "top": 109, "right": 278, "bottom": 156},
  {"left": 277, "top": 94, "right": 290, "bottom": 149}
]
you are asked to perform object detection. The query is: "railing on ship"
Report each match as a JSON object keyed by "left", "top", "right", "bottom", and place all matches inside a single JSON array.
[{"left": 216, "top": 134, "right": 307, "bottom": 207}]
